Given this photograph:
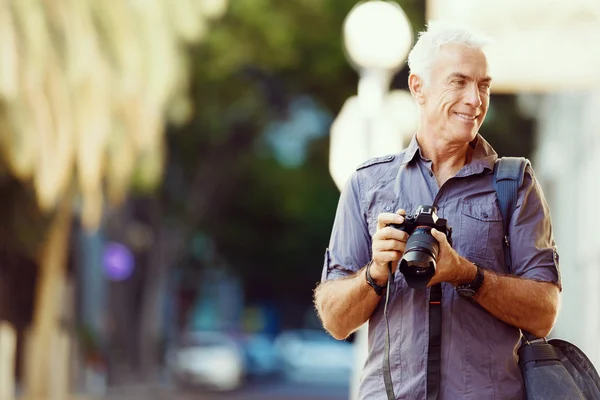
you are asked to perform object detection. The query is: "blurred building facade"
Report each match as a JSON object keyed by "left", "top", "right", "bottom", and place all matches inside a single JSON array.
[{"left": 525, "top": 92, "right": 600, "bottom": 366}]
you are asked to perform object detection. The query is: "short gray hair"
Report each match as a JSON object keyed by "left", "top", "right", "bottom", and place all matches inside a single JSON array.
[{"left": 407, "top": 21, "right": 491, "bottom": 84}]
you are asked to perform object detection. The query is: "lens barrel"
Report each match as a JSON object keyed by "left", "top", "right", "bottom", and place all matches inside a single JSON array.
[{"left": 399, "top": 226, "right": 439, "bottom": 289}]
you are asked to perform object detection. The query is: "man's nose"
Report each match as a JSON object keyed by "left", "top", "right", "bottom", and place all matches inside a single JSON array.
[{"left": 464, "top": 84, "right": 482, "bottom": 108}]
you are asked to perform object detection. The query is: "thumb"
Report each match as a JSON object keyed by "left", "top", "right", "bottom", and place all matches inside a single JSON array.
[{"left": 430, "top": 228, "right": 444, "bottom": 241}]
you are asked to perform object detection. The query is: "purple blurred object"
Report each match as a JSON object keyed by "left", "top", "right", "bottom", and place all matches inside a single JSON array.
[{"left": 103, "top": 242, "right": 135, "bottom": 281}]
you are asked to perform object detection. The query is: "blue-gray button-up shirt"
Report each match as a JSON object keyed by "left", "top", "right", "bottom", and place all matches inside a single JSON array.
[{"left": 321, "top": 134, "right": 561, "bottom": 400}]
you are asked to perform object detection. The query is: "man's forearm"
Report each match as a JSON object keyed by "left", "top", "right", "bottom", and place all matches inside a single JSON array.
[
  {"left": 471, "top": 263, "right": 560, "bottom": 338},
  {"left": 314, "top": 267, "right": 383, "bottom": 340}
]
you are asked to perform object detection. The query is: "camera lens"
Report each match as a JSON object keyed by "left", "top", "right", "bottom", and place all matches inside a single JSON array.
[{"left": 399, "top": 226, "right": 439, "bottom": 289}]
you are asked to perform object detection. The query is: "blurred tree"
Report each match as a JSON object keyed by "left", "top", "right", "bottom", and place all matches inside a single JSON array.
[
  {"left": 0, "top": 0, "right": 227, "bottom": 397},
  {"left": 162, "top": 0, "right": 370, "bottom": 330}
]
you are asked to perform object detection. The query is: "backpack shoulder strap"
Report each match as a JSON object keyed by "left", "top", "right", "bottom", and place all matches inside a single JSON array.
[{"left": 493, "top": 157, "right": 530, "bottom": 274}]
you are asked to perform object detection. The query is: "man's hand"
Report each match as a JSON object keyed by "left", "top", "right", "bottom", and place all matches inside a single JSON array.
[
  {"left": 429, "top": 228, "right": 475, "bottom": 286},
  {"left": 370, "top": 209, "right": 409, "bottom": 285}
]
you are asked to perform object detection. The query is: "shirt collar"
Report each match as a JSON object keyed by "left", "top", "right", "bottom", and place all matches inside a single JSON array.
[
  {"left": 460, "top": 134, "right": 498, "bottom": 176},
  {"left": 400, "top": 134, "right": 421, "bottom": 164},
  {"left": 401, "top": 133, "right": 498, "bottom": 175}
]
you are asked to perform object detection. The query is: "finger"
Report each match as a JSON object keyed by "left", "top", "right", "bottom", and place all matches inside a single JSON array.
[
  {"left": 374, "top": 227, "right": 409, "bottom": 242},
  {"left": 395, "top": 209, "right": 407, "bottom": 216},
  {"left": 373, "top": 239, "right": 406, "bottom": 253},
  {"left": 377, "top": 212, "right": 405, "bottom": 230},
  {"left": 373, "top": 250, "right": 403, "bottom": 264}
]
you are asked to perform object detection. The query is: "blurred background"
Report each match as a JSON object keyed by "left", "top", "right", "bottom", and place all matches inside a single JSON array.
[{"left": 0, "top": 1, "right": 598, "bottom": 399}]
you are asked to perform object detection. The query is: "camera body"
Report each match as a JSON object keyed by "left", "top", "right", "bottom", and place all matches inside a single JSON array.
[{"left": 389, "top": 205, "right": 452, "bottom": 289}]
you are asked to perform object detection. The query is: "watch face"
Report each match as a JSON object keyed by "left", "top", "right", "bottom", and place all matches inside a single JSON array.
[{"left": 457, "top": 287, "right": 476, "bottom": 297}]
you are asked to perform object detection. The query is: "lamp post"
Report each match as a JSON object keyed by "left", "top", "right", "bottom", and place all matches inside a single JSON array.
[
  {"left": 328, "top": 2, "right": 415, "bottom": 399},
  {"left": 329, "top": 0, "right": 415, "bottom": 191}
]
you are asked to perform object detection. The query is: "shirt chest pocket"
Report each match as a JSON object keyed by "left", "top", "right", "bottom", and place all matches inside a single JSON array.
[{"left": 459, "top": 202, "right": 504, "bottom": 263}]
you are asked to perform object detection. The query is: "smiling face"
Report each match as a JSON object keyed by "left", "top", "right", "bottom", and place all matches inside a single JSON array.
[{"left": 410, "top": 43, "right": 491, "bottom": 143}]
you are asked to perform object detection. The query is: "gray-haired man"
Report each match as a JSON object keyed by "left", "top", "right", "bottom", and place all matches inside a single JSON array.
[{"left": 314, "top": 22, "right": 561, "bottom": 399}]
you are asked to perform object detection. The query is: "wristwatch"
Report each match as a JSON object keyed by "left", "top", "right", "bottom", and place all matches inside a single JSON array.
[
  {"left": 365, "top": 260, "right": 387, "bottom": 296},
  {"left": 455, "top": 263, "right": 485, "bottom": 297}
]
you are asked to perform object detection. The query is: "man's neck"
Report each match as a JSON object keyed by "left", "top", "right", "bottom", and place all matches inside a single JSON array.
[{"left": 416, "top": 129, "right": 474, "bottom": 184}]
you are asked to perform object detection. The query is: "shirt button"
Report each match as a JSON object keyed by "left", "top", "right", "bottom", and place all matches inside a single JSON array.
[
  {"left": 385, "top": 206, "right": 392, "bottom": 211},
  {"left": 429, "top": 170, "right": 434, "bottom": 177},
  {"left": 482, "top": 212, "right": 489, "bottom": 218}
]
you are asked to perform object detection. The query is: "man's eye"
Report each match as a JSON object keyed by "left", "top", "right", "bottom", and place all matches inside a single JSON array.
[
  {"left": 453, "top": 80, "right": 466, "bottom": 86},
  {"left": 479, "top": 84, "right": 490, "bottom": 90}
]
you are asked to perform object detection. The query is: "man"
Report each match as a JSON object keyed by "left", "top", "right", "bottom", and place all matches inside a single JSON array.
[{"left": 314, "top": 22, "right": 561, "bottom": 399}]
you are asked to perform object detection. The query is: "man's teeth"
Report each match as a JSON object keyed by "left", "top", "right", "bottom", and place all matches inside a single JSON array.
[{"left": 456, "top": 113, "right": 476, "bottom": 120}]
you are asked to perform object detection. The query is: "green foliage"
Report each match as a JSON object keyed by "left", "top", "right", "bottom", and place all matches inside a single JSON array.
[
  {"left": 0, "top": 177, "right": 54, "bottom": 256},
  {"left": 165, "top": 0, "right": 369, "bottom": 319},
  {"left": 206, "top": 138, "right": 339, "bottom": 301}
]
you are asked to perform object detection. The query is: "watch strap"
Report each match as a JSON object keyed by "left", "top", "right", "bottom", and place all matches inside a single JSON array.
[
  {"left": 365, "top": 260, "right": 386, "bottom": 296},
  {"left": 456, "top": 263, "right": 484, "bottom": 297}
]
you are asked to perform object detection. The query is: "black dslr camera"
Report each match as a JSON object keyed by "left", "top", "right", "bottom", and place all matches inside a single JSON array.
[{"left": 389, "top": 205, "right": 452, "bottom": 289}]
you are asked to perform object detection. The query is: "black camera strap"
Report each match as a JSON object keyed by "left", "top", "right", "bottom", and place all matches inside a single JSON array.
[
  {"left": 383, "top": 267, "right": 395, "bottom": 400},
  {"left": 427, "top": 283, "right": 442, "bottom": 400},
  {"left": 382, "top": 263, "right": 443, "bottom": 400}
]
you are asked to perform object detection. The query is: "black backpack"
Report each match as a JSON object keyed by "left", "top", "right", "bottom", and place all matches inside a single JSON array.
[{"left": 494, "top": 157, "right": 600, "bottom": 400}]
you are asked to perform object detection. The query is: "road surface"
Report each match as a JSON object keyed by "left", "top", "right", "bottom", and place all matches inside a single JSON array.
[{"left": 104, "top": 379, "right": 349, "bottom": 400}]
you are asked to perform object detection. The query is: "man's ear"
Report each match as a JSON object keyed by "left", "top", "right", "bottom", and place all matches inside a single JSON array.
[{"left": 409, "top": 74, "right": 425, "bottom": 105}]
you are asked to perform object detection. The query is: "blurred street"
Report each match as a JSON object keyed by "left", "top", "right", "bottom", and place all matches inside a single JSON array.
[{"left": 103, "top": 380, "right": 349, "bottom": 400}]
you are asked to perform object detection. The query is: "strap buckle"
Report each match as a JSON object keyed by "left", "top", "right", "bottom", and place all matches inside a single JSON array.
[
  {"left": 524, "top": 336, "right": 548, "bottom": 346},
  {"left": 429, "top": 284, "right": 442, "bottom": 305}
]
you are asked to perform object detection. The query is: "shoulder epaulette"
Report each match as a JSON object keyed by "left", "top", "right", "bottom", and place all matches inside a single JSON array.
[{"left": 356, "top": 154, "right": 395, "bottom": 171}]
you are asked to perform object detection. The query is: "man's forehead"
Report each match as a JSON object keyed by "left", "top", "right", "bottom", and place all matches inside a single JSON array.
[{"left": 432, "top": 44, "right": 490, "bottom": 80}]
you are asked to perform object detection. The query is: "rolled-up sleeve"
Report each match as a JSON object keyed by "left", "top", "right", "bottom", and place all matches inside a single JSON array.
[
  {"left": 321, "top": 172, "right": 371, "bottom": 282},
  {"left": 510, "top": 167, "right": 561, "bottom": 290}
]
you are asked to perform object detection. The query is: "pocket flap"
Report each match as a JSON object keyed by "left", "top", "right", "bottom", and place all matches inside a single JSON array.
[{"left": 461, "top": 202, "right": 502, "bottom": 222}]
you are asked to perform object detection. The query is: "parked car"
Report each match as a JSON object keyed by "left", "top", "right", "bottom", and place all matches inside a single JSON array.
[
  {"left": 168, "top": 331, "right": 245, "bottom": 391},
  {"left": 274, "top": 329, "right": 353, "bottom": 384}
]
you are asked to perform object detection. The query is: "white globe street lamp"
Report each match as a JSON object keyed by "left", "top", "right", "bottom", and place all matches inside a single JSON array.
[
  {"left": 344, "top": 1, "right": 413, "bottom": 70},
  {"left": 329, "top": 1, "right": 416, "bottom": 191}
]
